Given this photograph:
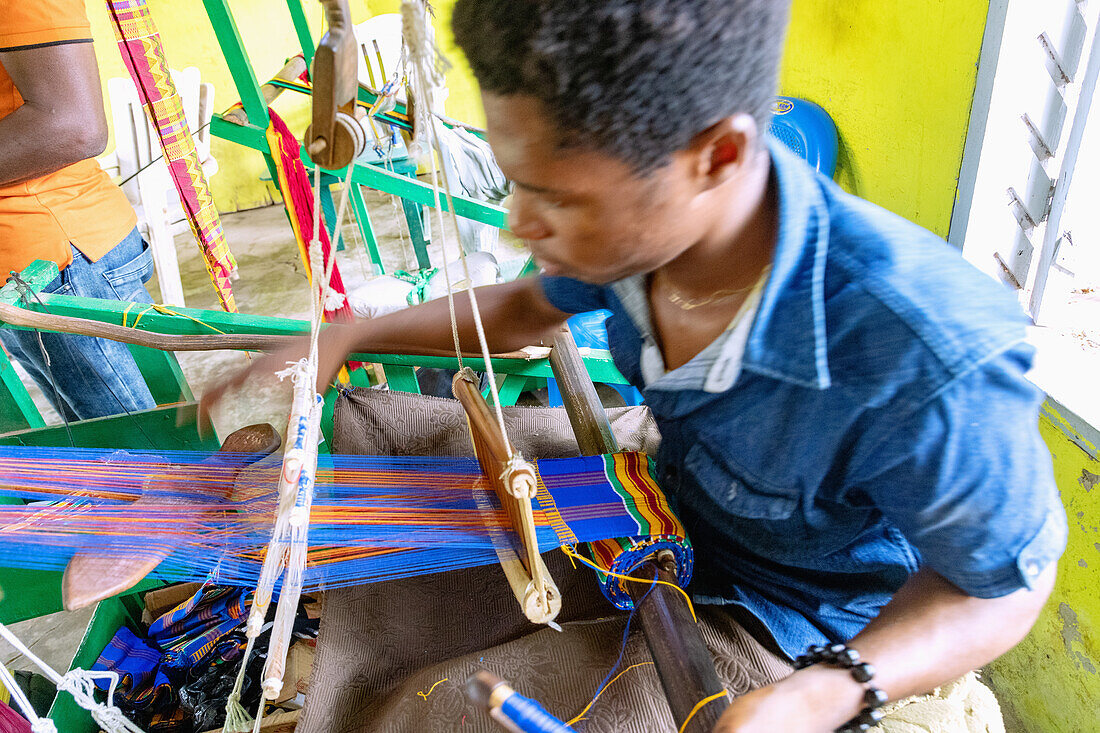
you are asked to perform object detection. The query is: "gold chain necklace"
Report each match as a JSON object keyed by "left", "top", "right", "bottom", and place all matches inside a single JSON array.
[{"left": 657, "top": 270, "right": 755, "bottom": 311}]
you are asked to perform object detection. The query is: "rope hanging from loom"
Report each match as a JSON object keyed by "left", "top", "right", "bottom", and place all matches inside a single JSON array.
[
  {"left": 0, "top": 621, "right": 142, "bottom": 733},
  {"left": 105, "top": 0, "right": 239, "bottom": 312},
  {"left": 400, "top": 0, "right": 560, "bottom": 621}
]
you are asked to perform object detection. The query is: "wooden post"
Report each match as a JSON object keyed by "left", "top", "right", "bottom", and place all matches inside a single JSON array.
[{"left": 548, "top": 328, "right": 729, "bottom": 733}]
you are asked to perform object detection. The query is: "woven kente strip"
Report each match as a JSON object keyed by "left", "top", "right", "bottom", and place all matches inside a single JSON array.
[{"left": 105, "top": 0, "right": 239, "bottom": 312}]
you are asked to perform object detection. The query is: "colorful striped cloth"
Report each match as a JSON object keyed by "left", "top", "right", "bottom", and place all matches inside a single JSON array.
[
  {"left": 106, "top": 0, "right": 238, "bottom": 312},
  {"left": 93, "top": 585, "right": 249, "bottom": 709},
  {"left": 92, "top": 625, "right": 173, "bottom": 709},
  {"left": 536, "top": 451, "right": 693, "bottom": 609},
  {"left": 148, "top": 586, "right": 249, "bottom": 670},
  {"left": 266, "top": 110, "right": 355, "bottom": 324}
]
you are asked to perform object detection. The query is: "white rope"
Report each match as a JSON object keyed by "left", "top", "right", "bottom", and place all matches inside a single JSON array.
[
  {"left": 401, "top": 0, "right": 513, "bottom": 450},
  {"left": 0, "top": 621, "right": 143, "bottom": 733},
  {"left": 229, "top": 156, "right": 359, "bottom": 730}
]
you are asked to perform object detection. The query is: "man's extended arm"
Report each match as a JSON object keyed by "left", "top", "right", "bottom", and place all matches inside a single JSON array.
[
  {"left": 200, "top": 277, "right": 570, "bottom": 413},
  {"left": 0, "top": 42, "right": 109, "bottom": 185},
  {"left": 715, "top": 565, "right": 1055, "bottom": 732}
]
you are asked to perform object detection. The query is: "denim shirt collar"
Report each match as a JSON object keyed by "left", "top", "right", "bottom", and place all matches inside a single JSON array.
[{"left": 740, "top": 138, "right": 832, "bottom": 390}]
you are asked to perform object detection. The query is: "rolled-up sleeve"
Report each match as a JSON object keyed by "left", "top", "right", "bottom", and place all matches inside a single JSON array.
[
  {"left": 539, "top": 275, "right": 608, "bottom": 315},
  {"left": 849, "top": 343, "right": 1067, "bottom": 598}
]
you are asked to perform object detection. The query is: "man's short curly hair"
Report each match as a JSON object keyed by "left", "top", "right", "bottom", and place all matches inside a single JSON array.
[{"left": 452, "top": 0, "right": 792, "bottom": 174}]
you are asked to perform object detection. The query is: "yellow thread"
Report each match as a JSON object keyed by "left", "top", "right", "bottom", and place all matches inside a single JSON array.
[
  {"left": 127, "top": 304, "right": 158, "bottom": 329},
  {"left": 417, "top": 678, "right": 448, "bottom": 701},
  {"left": 121, "top": 303, "right": 229, "bottom": 335},
  {"left": 678, "top": 690, "right": 730, "bottom": 733},
  {"left": 565, "top": 662, "right": 653, "bottom": 725},
  {"left": 559, "top": 545, "right": 697, "bottom": 623}
]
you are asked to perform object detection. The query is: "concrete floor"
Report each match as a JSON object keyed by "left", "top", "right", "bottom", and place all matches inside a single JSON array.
[{"left": 4, "top": 184, "right": 527, "bottom": 677}]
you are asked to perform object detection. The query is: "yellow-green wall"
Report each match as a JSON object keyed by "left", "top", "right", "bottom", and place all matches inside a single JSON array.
[
  {"left": 780, "top": 0, "right": 988, "bottom": 238},
  {"left": 86, "top": 0, "right": 988, "bottom": 233},
  {"left": 984, "top": 406, "right": 1100, "bottom": 732}
]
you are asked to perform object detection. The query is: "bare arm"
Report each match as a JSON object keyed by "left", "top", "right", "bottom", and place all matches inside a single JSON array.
[
  {"left": 200, "top": 277, "right": 569, "bottom": 412},
  {"left": 715, "top": 565, "right": 1056, "bottom": 732},
  {"left": 332, "top": 276, "right": 569, "bottom": 358},
  {"left": 0, "top": 41, "right": 109, "bottom": 185}
]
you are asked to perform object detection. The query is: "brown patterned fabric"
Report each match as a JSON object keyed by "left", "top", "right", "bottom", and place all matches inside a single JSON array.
[{"left": 299, "top": 388, "right": 791, "bottom": 732}]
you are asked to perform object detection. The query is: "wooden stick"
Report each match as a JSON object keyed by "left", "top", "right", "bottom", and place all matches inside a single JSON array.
[
  {"left": 0, "top": 300, "right": 547, "bottom": 360},
  {"left": 548, "top": 328, "right": 730, "bottom": 733},
  {"left": 0, "top": 301, "right": 295, "bottom": 352},
  {"left": 452, "top": 370, "right": 560, "bottom": 624}
]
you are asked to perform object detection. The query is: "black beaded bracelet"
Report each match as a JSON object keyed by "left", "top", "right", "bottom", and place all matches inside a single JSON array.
[{"left": 794, "top": 643, "right": 889, "bottom": 733}]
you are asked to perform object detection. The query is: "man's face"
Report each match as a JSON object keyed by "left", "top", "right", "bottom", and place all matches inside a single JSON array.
[{"left": 484, "top": 93, "right": 712, "bottom": 284}]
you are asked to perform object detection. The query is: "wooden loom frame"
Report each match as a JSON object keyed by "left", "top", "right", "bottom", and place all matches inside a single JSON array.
[
  {"left": 203, "top": 0, "right": 510, "bottom": 275},
  {"left": 0, "top": 3, "right": 726, "bottom": 728},
  {"left": 0, "top": 261, "right": 726, "bottom": 732},
  {"left": 0, "top": 258, "right": 629, "bottom": 620}
]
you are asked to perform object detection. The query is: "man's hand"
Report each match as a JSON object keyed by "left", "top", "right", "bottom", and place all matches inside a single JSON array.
[
  {"left": 715, "top": 565, "right": 1056, "bottom": 732},
  {"left": 712, "top": 667, "right": 860, "bottom": 733},
  {"left": 0, "top": 41, "right": 109, "bottom": 185},
  {"left": 199, "top": 323, "right": 354, "bottom": 427},
  {"left": 198, "top": 278, "right": 569, "bottom": 424}
]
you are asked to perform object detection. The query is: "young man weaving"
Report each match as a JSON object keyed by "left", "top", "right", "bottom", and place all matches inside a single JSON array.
[{"left": 206, "top": 1, "right": 1067, "bottom": 730}]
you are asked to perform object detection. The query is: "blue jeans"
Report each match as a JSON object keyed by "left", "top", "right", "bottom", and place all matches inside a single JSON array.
[{"left": 2, "top": 227, "right": 157, "bottom": 421}]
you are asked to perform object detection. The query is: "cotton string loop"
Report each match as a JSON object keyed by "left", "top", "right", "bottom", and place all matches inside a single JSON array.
[{"left": 0, "top": 621, "right": 143, "bottom": 733}]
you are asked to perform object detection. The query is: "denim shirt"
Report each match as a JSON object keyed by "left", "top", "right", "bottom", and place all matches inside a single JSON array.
[{"left": 541, "top": 140, "right": 1068, "bottom": 659}]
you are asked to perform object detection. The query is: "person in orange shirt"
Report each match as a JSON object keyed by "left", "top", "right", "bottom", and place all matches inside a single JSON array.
[{"left": 0, "top": 0, "right": 156, "bottom": 420}]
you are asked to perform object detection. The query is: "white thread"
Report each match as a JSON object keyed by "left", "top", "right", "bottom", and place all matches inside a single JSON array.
[
  {"left": 402, "top": 0, "right": 512, "bottom": 451},
  {"left": 0, "top": 621, "right": 144, "bottom": 733},
  {"left": 234, "top": 155, "right": 359, "bottom": 726}
]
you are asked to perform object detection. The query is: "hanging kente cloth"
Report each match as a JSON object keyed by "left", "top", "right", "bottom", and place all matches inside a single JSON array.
[{"left": 105, "top": 0, "right": 239, "bottom": 312}]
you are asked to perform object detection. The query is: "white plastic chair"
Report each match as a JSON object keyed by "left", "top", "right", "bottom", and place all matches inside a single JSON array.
[{"left": 97, "top": 67, "right": 218, "bottom": 307}]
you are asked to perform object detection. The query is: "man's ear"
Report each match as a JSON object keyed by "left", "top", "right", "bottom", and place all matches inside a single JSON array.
[{"left": 687, "top": 113, "right": 758, "bottom": 190}]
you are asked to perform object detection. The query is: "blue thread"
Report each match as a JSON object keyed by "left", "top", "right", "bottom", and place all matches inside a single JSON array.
[{"left": 499, "top": 692, "right": 575, "bottom": 732}]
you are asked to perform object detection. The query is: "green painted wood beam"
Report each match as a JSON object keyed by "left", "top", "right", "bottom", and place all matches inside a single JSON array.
[
  {"left": 0, "top": 569, "right": 163, "bottom": 628},
  {"left": 0, "top": 260, "right": 58, "bottom": 305},
  {"left": 284, "top": 0, "right": 315, "bottom": 68},
  {"left": 203, "top": 0, "right": 269, "bottom": 127},
  {"left": 209, "top": 115, "right": 508, "bottom": 229},
  {"left": 2, "top": 282, "right": 628, "bottom": 385},
  {"left": 0, "top": 403, "right": 218, "bottom": 451},
  {"left": 0, "top": 346, "right": 45, "bottom": 432}
]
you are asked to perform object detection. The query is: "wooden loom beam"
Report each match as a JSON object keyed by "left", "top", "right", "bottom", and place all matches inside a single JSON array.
[
  {"left": 452, "top": 371, "right": 561, "bottom": 625},
  {"left": 548, "top": 329, "right": 730, "bottom": 733}
]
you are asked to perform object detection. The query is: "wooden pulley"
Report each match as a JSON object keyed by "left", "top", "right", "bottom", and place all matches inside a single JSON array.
[
  {"left": 305, "top": 0, "right": 361, "bottom": 169},
  {"left": 306, "top": 110, "right": 367, "bottom": 169}
]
